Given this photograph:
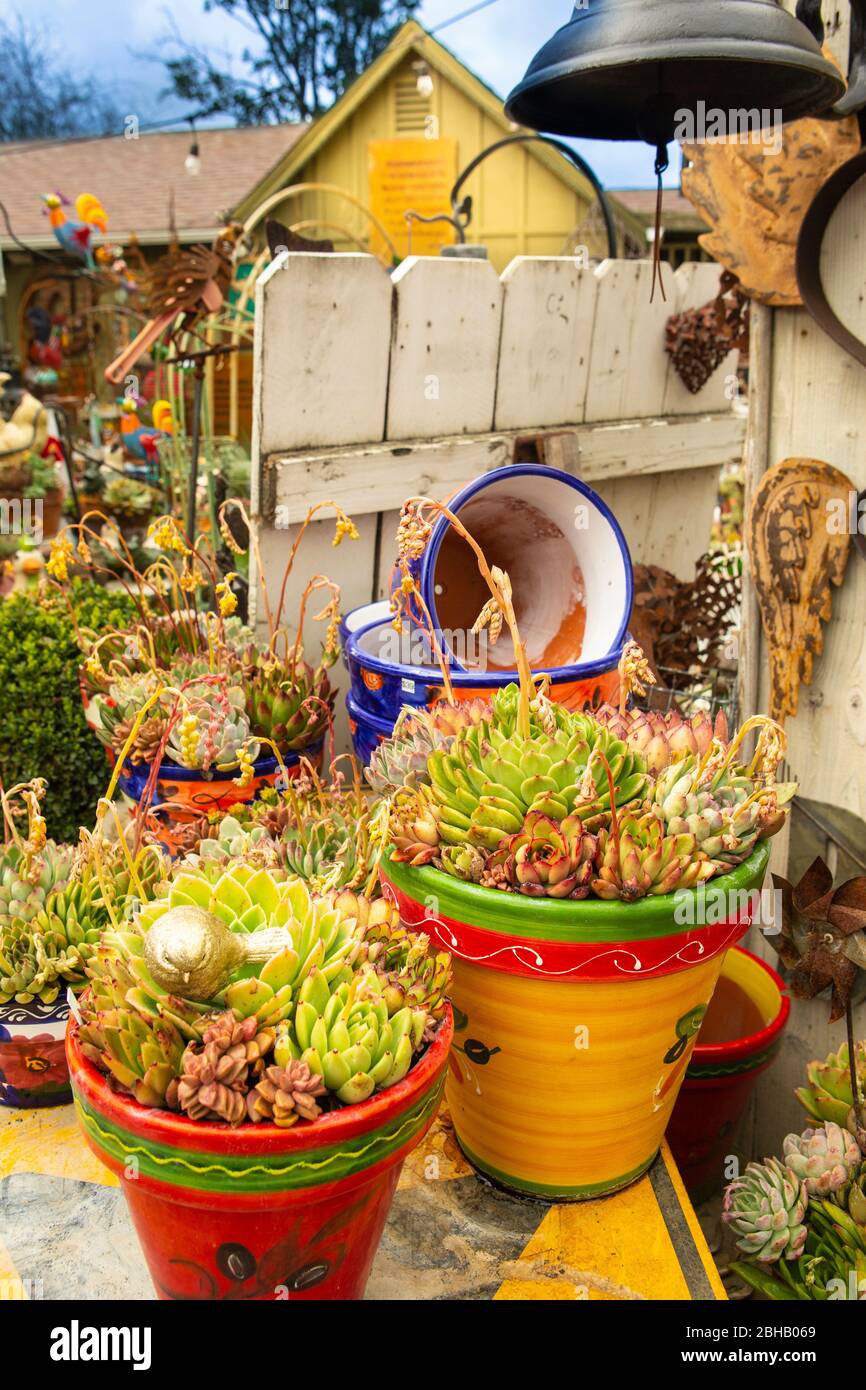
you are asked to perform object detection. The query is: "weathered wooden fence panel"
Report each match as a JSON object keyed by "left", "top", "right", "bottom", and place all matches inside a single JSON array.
[
  {"left": 494, "top": 257, "right": 598, "bottom": 430},
  {"left": 253, "top": 252, "right": 392, "bottom": 457},
  {"left": 251, "top": 252, "right": 743, "bottom": 708},
  {"left": 386, "top": 257, "right": 504, "bottom": 440}
]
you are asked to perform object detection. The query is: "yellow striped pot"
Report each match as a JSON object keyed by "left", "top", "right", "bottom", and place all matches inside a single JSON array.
[{"left": 381, "top": 842, "right": 770, "bottom": 1201}]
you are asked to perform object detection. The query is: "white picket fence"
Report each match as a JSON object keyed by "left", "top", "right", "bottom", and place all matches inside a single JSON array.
[{"left": 250, "top": 252, "right": 746, "bottom": 727}]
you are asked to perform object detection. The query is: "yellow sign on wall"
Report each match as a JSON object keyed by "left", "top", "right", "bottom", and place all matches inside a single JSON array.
[{"left": 368, "top": 137, "right": 457, "bottom": 260}]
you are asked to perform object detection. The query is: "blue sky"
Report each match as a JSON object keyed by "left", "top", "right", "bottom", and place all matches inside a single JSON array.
[{"left": 17, "top": 0, "right": 673, "bottom": 187}]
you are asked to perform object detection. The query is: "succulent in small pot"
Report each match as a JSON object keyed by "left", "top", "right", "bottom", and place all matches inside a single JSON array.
[
  {"left": 60, "top": 504, "right": 352, "bottom": 840},
  {"left": 0, "top": 780, "right": 165, "bottom": 1107},
  {"left": 70, "top": 850, "right": 452, "bottom": 1299}
]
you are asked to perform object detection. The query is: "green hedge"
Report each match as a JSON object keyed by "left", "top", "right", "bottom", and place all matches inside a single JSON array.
[{"left": 0, "top": 581, "right": 136, "bottom": 843}]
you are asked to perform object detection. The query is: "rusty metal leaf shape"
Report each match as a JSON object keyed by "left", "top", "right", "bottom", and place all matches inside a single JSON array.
[
  {"left": 772, "top": 857, "right": 866, "bottom": 1021},
  {"left": 681, "top": 109, "right": 860, "bottom": 307},
  {"left": 746, "top": 458, "right": 854, "bottom": 723}
]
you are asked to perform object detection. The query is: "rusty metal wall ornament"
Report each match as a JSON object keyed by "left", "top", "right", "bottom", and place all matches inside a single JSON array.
[
  {"left": 746, "top": 458, "right": 855, "bottom": 723},
  {"left": 681, "top": 109, "right": 861, "bottom": 307},
  {"left": 665, "top": 269, "right": 750, "bottom": 394}
]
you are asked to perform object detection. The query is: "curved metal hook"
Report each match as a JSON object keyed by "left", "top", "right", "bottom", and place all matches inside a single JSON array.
[{"left": 449, "top": 134, "right": 618, "bottom": 259}]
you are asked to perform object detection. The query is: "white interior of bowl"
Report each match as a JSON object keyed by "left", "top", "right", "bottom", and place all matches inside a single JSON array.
[
  {"left": 431, "top": 474, "right": 630, "bottom": 665},
  {"left": 343, "top": 600, "right": 393, "bottom": 635}
]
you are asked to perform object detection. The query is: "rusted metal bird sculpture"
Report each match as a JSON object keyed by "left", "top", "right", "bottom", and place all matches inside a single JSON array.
[{"left": 105, "top": 221, "right": 247, "bottom": 385}]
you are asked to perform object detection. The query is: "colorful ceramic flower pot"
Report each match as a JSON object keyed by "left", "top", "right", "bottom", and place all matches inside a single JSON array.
[
  {"left": 0, "top": 997, "right": 71, "bottom": 1108},
  {"left": 346, "top": 692, "right": 393, "bottom": 766},
  {"left": 344, "top": 608, "right": 624, "bottom": 723},
  {"left": 116, "top": 743, "right": 322, "bottom": 850},
  {"left": 665, "top": 947, "right": 790, "bottom": 1198},
  {"left": 67, "top": 1009, "right": 453, "bottom": 1300},
  {"left": 402, "top": 464, "right": 632, "bottom": 670},
  {"left": 381, "top": 843, "right": 770, "bottom": 1200}
]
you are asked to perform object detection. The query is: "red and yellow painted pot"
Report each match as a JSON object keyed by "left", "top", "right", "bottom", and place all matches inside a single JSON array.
[
  {"left": 67, "top": 1009, "right": 452, "bottom": 1301},
  {"left": 665, "top": 947, "right": 790, "bottom": 1197},
  {"left": 381, "top": 843, "right": 770, "bottom": 1201}
]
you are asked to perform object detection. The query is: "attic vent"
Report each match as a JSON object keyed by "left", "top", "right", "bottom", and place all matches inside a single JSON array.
[{"left": 395, "top": 76, "right": 431, "bottom": 133}]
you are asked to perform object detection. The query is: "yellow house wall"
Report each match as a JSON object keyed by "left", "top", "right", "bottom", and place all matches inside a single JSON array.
[{"left": 266, "top": 58, "right": 590, "bottom": 272}]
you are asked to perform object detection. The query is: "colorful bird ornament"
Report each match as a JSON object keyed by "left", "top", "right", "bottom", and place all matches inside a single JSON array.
[
  {"left": 118, "top": 397, "right": 174, "bottom": 475},
  {"left": 41, "top": 192, "right": 108, "bottom": 270}
]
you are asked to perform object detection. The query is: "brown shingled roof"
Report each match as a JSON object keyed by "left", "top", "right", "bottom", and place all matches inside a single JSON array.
[
  {"left": 609, "top": 188, "right": 705, "bottom": 233},
  {"left": 0, "top": 125, "right": 306, "bottom": 249}
]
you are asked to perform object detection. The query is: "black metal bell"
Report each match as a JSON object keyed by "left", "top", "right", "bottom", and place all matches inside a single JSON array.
[{"left": 506, "top": 0, "right": 846, "bottom": 145}]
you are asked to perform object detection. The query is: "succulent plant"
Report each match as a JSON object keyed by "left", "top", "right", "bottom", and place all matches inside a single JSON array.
[
  {"left": 389, "top": 784, "right": 440, "bottom": 867},
  {"left": 274, "top": 969, "right": 427, "bottom": 1103},
  {"left": 593, "top": 705, "right": 728, "bottom": 776},
  {"left": 723, "top": 1158, "right": 809, "bottom": 1263},
  {"left": 782, "top": 1123, "right": 862, "bottom": 1196},
  {"left": 0, "top": 841, "right": 76, "bottom": 925},
  {"left": 365, "top": 700, "right": 488, "bottom": 797},
  {"left": 170, "top": 1011, "right": 277, "bottom": 1124},
  {"left": 427, "top": 689, "right": 648, "bottom": 854},
  {"left": 592, "top": 808, "right": 712, "bottom": 902},
  {"left": 189, "top": 816, "right": 278, "bottom": 871},
  {"left": 167, "top": 684, "right": 259, "bottom": 771},
  {"left": 352, "top": 899, "right": 451, "bottom": 1019},
  {"left": 650, "top": 756, "right": 782, "bottom": 870},
  {"left": 78, "top": 955, "right": 193, "bottom": 1105},
  {"left": 246, "top": 1058, "right": 327, "bottom": 1126},
  {"left": 480, "top": 811, "right": 597, "bottom": 900},
  {"left": 244, "top": 652, "right": 334, "bottom": 752},
  {"left": 796, "top": 1044, "right": 866, "bottom": 1135},
  {"left": 0, "top": 911, "right": 100, "bottom": 1005},
  {"left": 79, "top": 860, "right": 450, "bottom": 1123}
]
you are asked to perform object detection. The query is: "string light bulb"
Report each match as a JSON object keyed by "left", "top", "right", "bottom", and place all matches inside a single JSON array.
[
  {"left": 415, "top": 60, "right": 434, "bottom": 99},
  {"left": 185, "top": 136, "right": 201, "bottom": 176}
]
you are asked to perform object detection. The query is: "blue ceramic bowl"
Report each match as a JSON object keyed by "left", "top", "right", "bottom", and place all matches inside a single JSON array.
[
  {"left": 346, "top": 692, "right": 395, "bottom": 765},
  {"left": 396, "top": 463, "right": 633, "bottom": 672},
  {"left": 345, "top": 609, "right": 627, "bottom": 724}
]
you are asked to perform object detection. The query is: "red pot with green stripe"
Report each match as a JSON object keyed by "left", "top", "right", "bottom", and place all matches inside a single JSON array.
[
  {"left": 381, "top": 843, "right": 770, "bottom": 1201},
  {"left": 67, "top": 1010, "right": 452, "bottom": 1301},
  {"left": 665, "top": 946, "right": 790, "bottom": 1198}
]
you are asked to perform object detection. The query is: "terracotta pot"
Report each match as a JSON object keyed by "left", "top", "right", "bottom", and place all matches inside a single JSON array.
[
  {"left": 0, "top": 997, "right": 71, "bottom": 1108},
  {"left": 39, "top": 486, "right": 63, "bottom": 539},
  {"left": 67, "top": 1008, "right": 453, "bottom": 1300},
  {"left": 665, "top": 946, "right": 790, "bottom": 1198},
  {"left": 382, "top": 844, "right": 770, "bottom": 1200}
]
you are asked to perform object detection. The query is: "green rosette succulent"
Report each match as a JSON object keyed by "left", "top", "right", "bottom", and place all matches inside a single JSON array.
[
  {"left": 428, "top": 692, "right": 647, "bottom": 853},
  {"left": 723, "top": 1158, "right": 809, "bottom": 1263},
  {"left": 80, "top": 864, "right": 451, "bottom": 1121},
  {"left": 80, "top": 867, "right": 370, "bottom": 1107},
  {"left": 0, "top": 841, "right": 76, "bottom": 926},
  {"left": 0, "top": 913, "right": 99, "bottom": 1005},
  {"left": 190, "top": 816, "right": 278, "bottom": 871},
  {"left": 592, "top": 808, "right": 712, "bottom": 902},
  {"left": 244, "top": 653, "right": 334, "bottom": 753},
  {"left": 274, "top": 969, "right": 427, "bottom": 1103},
  {"left": 796, "top": 1043, "right": 866, "bottom": 1133}
]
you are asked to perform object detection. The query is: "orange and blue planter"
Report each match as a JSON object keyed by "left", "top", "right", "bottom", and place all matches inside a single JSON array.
[
  {"left": 381, "top": 842, "right": 771, "bottom": 1201},
  {"left": 67, "top": 1009, "right": 453, "bottom": 1301}
]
